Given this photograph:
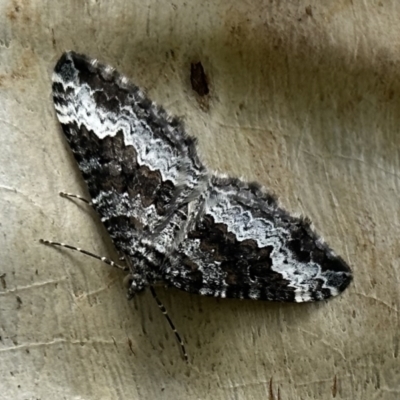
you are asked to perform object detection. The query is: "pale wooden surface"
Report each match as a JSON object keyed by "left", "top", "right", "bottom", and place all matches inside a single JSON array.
[{"left": 1, "top": 1, "right": 399, "bottom": 399}]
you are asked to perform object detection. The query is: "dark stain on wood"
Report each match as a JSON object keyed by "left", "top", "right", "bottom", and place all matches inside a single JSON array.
[{"left": 190, "top": 62, "right": 209, "bottom": 97}]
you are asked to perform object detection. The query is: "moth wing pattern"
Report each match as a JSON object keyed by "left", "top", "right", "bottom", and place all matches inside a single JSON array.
[
  {"left": 165, "top": 176, "right": 352, "bottom": 302},
  {"left": 52, "top": 52, "right": 352, "bottom": 302}
]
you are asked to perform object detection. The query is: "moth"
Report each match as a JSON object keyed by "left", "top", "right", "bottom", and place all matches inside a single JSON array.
[{"left": 48, "top": 52, "right": 352, "bottom": 357}]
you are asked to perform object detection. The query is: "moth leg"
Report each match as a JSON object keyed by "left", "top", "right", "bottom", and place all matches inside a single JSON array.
[
  {"left": 59, "top": 191, "right": 92, "bottom": 205},
  {"left": 58, "top": 193, "right": 126, "bottom": 261},
  {"left": 149, "top": 286, "right": 189, "bottom": 363},
  {"left": 39, "top": 239, "right": 128, "bottom": 271}
]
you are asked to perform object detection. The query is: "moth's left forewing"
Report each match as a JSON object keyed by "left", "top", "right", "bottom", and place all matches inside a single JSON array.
[{"left": 52, "top": 52, "right": 210, "bottom": 268}]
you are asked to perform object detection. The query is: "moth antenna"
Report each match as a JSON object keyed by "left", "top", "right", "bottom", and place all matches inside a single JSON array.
[
  {"left": 149, "top": 286, "right": 189, "bottom": 363},
  {"left": 39, "top": 239, "right": 128, "bottom": 271},
  {"left": 59, "top": 191, "right": 92, "bottom": 205}
]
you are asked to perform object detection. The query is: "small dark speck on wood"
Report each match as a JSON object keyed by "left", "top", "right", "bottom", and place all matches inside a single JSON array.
[
  {"left": 16, "top": 295, "right": 22, "bottom": 309},
  {"left": 190, "top": 62, "right": 209, "bottom": 96},
  {"left": 0, "top": 273, "right": 6, "bottom": 289},
  {"left": 332, "top": 375, "right": 337, "bottom": 398}
]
